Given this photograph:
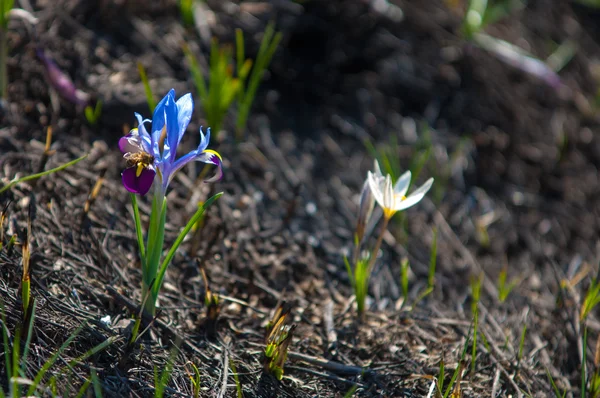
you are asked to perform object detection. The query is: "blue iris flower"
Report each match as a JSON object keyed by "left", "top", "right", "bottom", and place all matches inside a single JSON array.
[{"left": 119, "top": 89, "right": 222, "bottom": 195}]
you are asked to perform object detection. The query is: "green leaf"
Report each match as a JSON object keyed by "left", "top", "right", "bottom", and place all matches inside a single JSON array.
[{"left": 0, "top": 154, "right": 88, "bottom": 195}]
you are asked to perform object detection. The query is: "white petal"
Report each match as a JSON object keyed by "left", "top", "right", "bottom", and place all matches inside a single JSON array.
[
  {"left": 367, "top": 171, "right": 385, "bottom": 209},
  {"left": 394, "top": 170, "right": 411, "bottom": 197},
  {"left": 383, "top": 174, "right": 394, "bottom": 209},
  {"left": 374, "top": 160, "right": 383, "bottom": 177},
  {"left": 394, "top": 178, "right": 434, "bottom": 211}
]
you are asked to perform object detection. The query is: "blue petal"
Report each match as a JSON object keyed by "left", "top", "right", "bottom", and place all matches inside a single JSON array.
[
  {"left": 134, "top": 113, "right": 152, "bottom": 153},
  {"left": 167, "top": 93, "right": 194, "bottom": 163},
  {"left": 151, "top": 90, "right": 175, "bottom": 160},
  {"left": 197, "top": 127, "right": 211, "bottom": 152}
]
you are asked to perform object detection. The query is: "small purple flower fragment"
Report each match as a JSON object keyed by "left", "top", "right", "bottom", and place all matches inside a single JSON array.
[{"left": 37, "top": 48, "right": 90, "bottom": 106}]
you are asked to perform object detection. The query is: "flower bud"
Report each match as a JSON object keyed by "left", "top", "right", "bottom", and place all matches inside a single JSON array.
[
  {"left": 37, "top": 48, "right": 90, "bottom": 106},
  {"left": 355, "top": 178, "right": 375, "bottom": 243}
]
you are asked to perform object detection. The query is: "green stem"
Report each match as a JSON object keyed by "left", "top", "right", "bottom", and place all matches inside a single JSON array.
[
  {"left": 143, "top": 193, "right": 166, "bottom": 315},
  {"left": 365, "top": 216, "right": 390, "bottom": 277},
  {"left": 153, "top": 192, "right": 222, "bottom": 299}
]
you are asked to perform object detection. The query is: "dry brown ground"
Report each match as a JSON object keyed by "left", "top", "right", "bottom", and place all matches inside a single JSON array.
[{"left": 1, "top": 0, "right": 599, "bottom": 397}]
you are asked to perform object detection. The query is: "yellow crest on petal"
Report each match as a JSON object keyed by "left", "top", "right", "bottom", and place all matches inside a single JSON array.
[{"left": 203, "top": 149, "right": 222, "bottom": 161}]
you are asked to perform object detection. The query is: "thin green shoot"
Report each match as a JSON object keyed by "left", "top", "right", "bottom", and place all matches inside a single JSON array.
[
  {"left": 409, "top": 123, "right": 432, "bottom": 185},
  {"left": 0, "top": 299, "right": 11, "bottom": 392},
  {"left": 363, "top": 136, "right": 401, "bottom": 181},
  {"left": 580, "top": 278, "right": 600, "bottom": 321},
  {"left": 184, "top": 39, "right": 240, "bottom": 136},
  {"left": 74, "top": 377, "right": 91, "bottom": 398},
  {"left": 343, "top": 384, "right": 359, "bottom": 398},
  {"left": 26, "top": 322, "right": 86, "bottom": 396},
  {"left": 235, "top": 22, "right": 282, "bottom": 140},
  {"left": 498, "top": 263, "right": 518, "bottom": 302},
  {"left": 19, "top": 298, "right": 36, "bottom": 377},
  {"left": 412, "top": 286, "right": 434, "bottom": 309},
  {"left": 546, "top": 40, "right": 577, "bottom": 73},
  {"left": 20, "top": 214, "right": 32, "bottom": 316},
  {"left": 400, "top": 258, "right": 410, "bottom": 302},
  {"left": 60, "top": 336, "right": 118, "bottom": 376},
  {"left": 0, "top": 154, "right": 88, "bottom": 195},
  {"left": 84, "top": 100, "right": 103, "bottom": 126},
  {"left": 479, "top": 330, "right": 491, "bottom": 353},
  {"left": 545, "top": 368, "right": 567, "bottom": 398},
  {"left": 443, "top": 326, "right": 471, "bottom": 398},
  {"left": 0, "top": 0, "right": 14, "bottom": 99},
  {"left": 91, "top": 368, "right": 103, "bottom": 398},
  {"left": 463, "top": 0, "right": 488, "bottom": 39},
  {"left": 137, "top": 62, "right": 156, "bottom": 112},
  {"left": 178, "top": 0, "right": 195, "bottom": 27},
  {"left": 154, "top": 342, "right": 179, "bottom": 398},
  {"left": 470, "top": 275, "right": 482, "bottom": 375},
  {"left": 11, "top": 327, "right": 20, "bottom": 397},
  {"left": 516, "top": 323, "right": 527, "bottom": 371},
  {"left": 230, "top": 359, "right": 243, "bottom": 398},
  {"left": 185, "top": 362, "right": 201, "bottom": 398},
  {"left": 129, "top": 281, "right": 156, "bottom": 346},
  {"left": 481, "top": 0, "right": 525, "bottom": 27},
  {"left": 345, "top": 253, "right": 371, "bottom": 317},
  {"left": 4, "top": 234, "right": 15, "bottom": 253},
  {"left": 582, "top": 325, "right": 588, "bottom": 398},
  {"left": 428, "top": 228, "right": 438, "bottom": 290},
  {"left": 437, "top": 356, "right": 445, "bottom": 395}
]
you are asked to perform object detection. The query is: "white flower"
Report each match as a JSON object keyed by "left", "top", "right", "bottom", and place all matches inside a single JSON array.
[{"left": 367, "top": 161, "right": 433, "bottom": 219}]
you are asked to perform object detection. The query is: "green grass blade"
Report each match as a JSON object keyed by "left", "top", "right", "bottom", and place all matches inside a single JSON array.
[
  {"left": 19, "top": 298, "right": 36, "bottom": 376},
  {"left": 74, "top": 377, "right": 91, "bottom": 398},
  {"left": 230, "top": 359, "right": 243, "bottom": 398},
  {"left": 400, "top": 258, "right": 409, "bottom": 300},
  {"left": 184, "top": 43, "right": 208, "bottom": 103},
  {"left": 428, "top": 228, "right": 438, "bottom": 289},
  {"left": 236, "top": 22, "right": 282, "bottom": 135},
  {"left": 155, "top": 343, "right": 179, "bottom": 398},
  {"left": 0, "top": 299, "right": 12, "bottom": 388},
  {"left": 343, "top": 255, "right": 355, "bottom": 289},
  {"left": 582, "top": 325, "right": 588, "bottom": 398},
  {"left": 437, "top": 357, "right": 445, "bottom": 393},
  {"left": 10, "top": 328, "right": 19, "bottom": 398},
  {"left": 137, "top": 62, "right": 156, "bottom": 111},
  {"left": 0, "top": 154, "right": 88, "bottom": 195},
  {"left": 26, "top": 322, "right": 86, "bottom": 396},
  {"left": 444, "top": 325, "right": 471, "bottom": 398},
  {"left": 91, "top": 368, "right": 103, "bottom": 398}
]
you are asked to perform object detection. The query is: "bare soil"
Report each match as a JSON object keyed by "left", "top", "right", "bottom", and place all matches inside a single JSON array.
[{"left": 1, "top": 0, "right": 599, "bottom": 397}]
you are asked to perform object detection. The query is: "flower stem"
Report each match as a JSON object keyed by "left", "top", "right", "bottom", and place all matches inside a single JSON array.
[
  {"left": 143, "top": 192, "right": 167, "bottom": 315},
  {"left": 366, "top": 215, "right": 390, "bottom": 277}
]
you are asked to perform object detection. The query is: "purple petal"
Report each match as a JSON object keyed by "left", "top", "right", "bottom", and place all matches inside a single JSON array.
[
  {"left": 119, "top": 129, "right": 143, "bottom": 154},
  {"left": 122, "top": 167, "right": 156, "bottom": 195}
]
